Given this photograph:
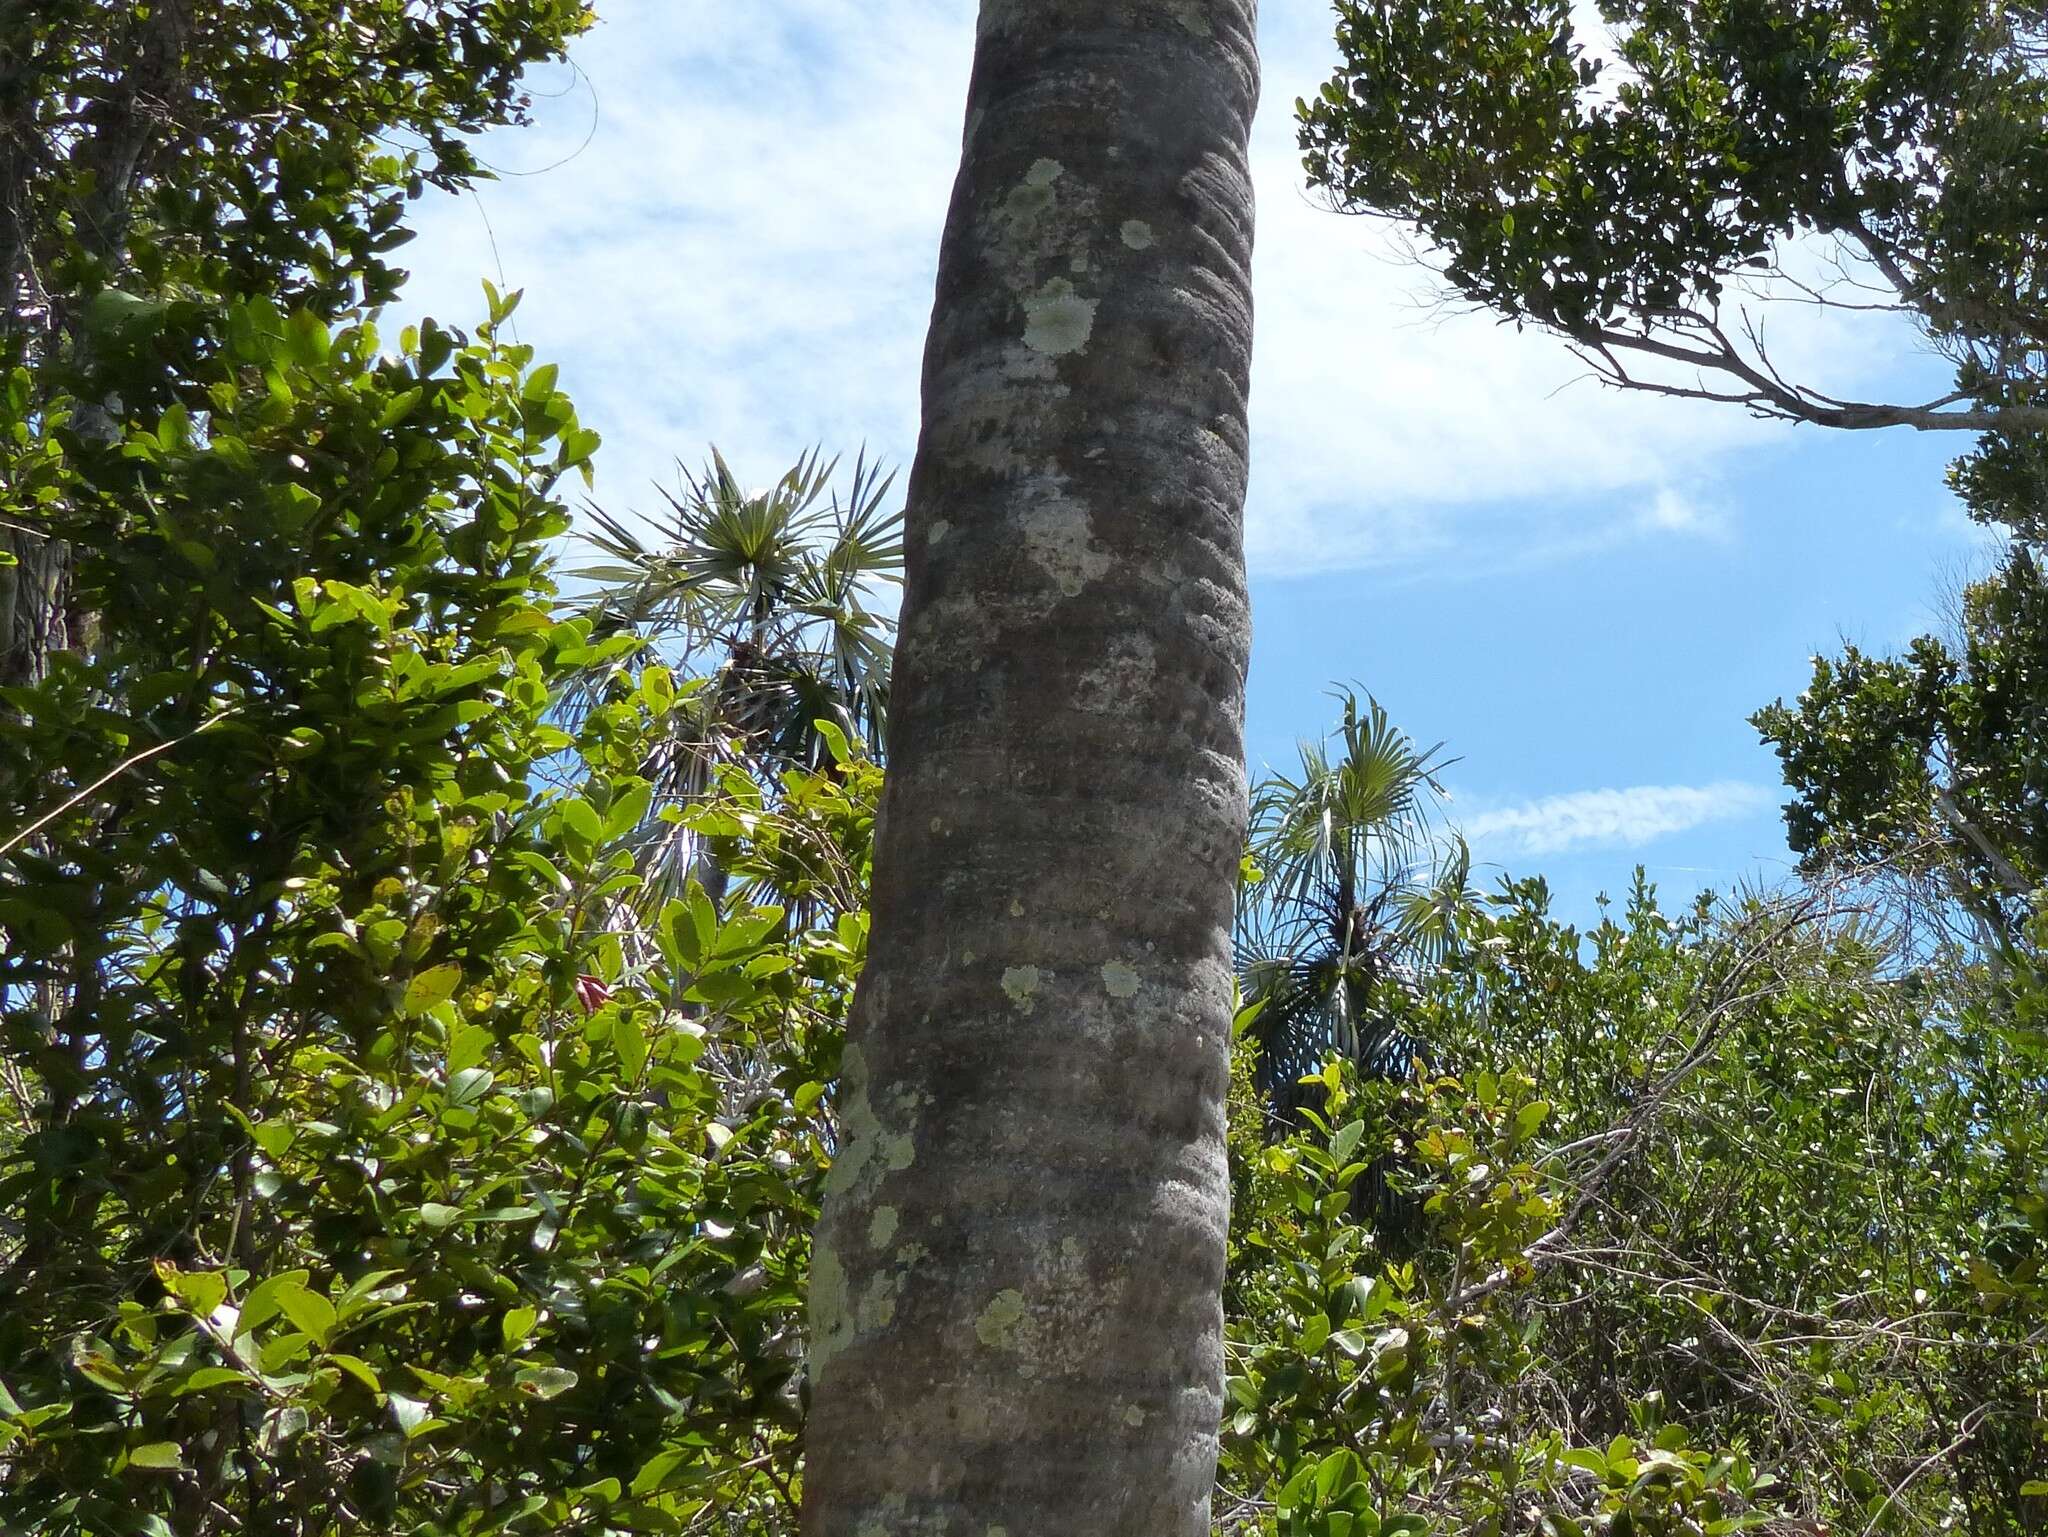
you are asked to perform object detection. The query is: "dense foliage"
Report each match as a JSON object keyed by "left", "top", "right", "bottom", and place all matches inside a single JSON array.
[
  {"left": 0, "top": 0, "right": 593, "bottom": 683},
  {"left": 1221, "top": 853, "right": 2048, "bottom": 1536},
  {"left": 1756, "top": 542, "right": 2048, "bottom": 947},
  {"left": 1297, "top": 0, "right": 2048, "bottom": 518}
]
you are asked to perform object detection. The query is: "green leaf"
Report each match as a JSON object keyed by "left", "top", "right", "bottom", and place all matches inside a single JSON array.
[
  {"left": 375, "top": 387, "right": 422, "bottom": 428},
  {"left": 129, "top": 1442, "right": 185, "bottom": 1472},
  {"left": 284, "top": 309, "right": 331, "bottom": 364},
  {"left": 1330, "top": 1119, "right": 1364, "bottom": 1166},
  {"left": 614, "top": 1012, "right": 648, "bottom": 1080},
  {"left": 446, "top": 1023, "right": 492, "bottom": 1075},
  {"left": 172, "top": 1367, "right": 251, "bottom": 1395},
  {"left": 502, "top": 1307, "right": 539, "bottom": 1348},
  {"left": 515, "top": 1365, "right": 578, "bottom": 1400},
  {"left": 277, "top": 1287, "right": 336, "bottom": 1346},
  {"left": 390, "top": 1393, "right": 432, "bottom": 1437},
  {"left": 661, "top": 897, "right": 702, "bottom": 969},
  {"left": 401, "top": 962, "right": 462, "bottom": 1018},
  {"left": 328, "top": 1354, "right": 383, "bottom": 1400},
  {"left": 605, "top": 781, "right": 653, "bottom": 841},
  {"left": 560, "top": 426, "right": 601, "bottom": 466},
  {"left": 238, "top": 1271, "right": 311, "bottom": 1333},
  {"left": 813, "top": 717, "right": 854, "bottom": 764},
  {"left": 155, "top": 1263, "right": 227, "bottom": 1318},
  {"left": 559, "top": 797, "right": 603, "bottom": 847},
  {"left": 630, "top": 1449, "right": 695, "bottom": 1496},
  {"left": 259, "top": 1331, "right": 315, "bottom": 1373},
  {"left": 514, "top": 851, "right": 573, "bottom": 893},
  {"left": 1315, "top": 1448, "right": 1363, "bottom": 1501}
]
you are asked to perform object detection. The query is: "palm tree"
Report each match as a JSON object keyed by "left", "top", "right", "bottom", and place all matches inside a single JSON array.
[
  {"left": 1237, "top": 690, "right": 1476, "bottom": 1119},
  {"left": 563, "top": 447, "right": 902, "bottom": 913},
  {"left": 801, "top": 3, "right": 1261, "bottom": 1532}
]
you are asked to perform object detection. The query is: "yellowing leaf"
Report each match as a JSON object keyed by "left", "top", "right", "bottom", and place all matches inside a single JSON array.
[{"left": 401, "top": 962, "right": 462, "bottom": 1018}]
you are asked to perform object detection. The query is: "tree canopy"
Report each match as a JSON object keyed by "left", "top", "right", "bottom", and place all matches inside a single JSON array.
[{"left": 1298, "top": 0, "right": 2048, "bottom": 525}]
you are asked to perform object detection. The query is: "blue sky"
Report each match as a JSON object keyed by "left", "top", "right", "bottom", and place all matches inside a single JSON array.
[{"left": 397, "top": 1, "right": 1999, "bottom": 925}]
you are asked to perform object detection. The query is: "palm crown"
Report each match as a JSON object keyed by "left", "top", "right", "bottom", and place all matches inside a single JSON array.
[
  {"left": 562, "top": 448, "right": 903, "bottom": 913},
  {"left": 1237, "top": 689, "right": 1476, "bottom": 1115}
]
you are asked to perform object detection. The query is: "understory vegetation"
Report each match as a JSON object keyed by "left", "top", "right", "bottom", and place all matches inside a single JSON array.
[{"left": 3, "top": 1, "right": 2046, "bottom": 1533}]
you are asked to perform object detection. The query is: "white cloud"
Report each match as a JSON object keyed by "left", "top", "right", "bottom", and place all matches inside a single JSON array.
[
  {"left": 1635, "top": 486, "right": 1726, "bottom": 538},
  {"left": 1454, "top": 782, "right": 1777, "bottom": 858},
  {"left": 391, "top": 2, "right": 1933, "bottom": 577}
]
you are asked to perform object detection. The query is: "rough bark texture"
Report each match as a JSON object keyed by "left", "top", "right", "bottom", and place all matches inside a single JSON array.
[{"left": 800, "top": 3, "right": 1258, "bottom": 1532}]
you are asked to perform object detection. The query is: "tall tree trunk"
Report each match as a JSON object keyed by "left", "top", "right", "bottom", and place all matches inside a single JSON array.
[
  {"left": 0, "top": 535, "right": 77, "bottom": 691},
  {"left": 0, "top": 0, "right": 188, "bottom": 693},
  {"left": 801, "top": 4, "right": 1259, "bottom": 1533}
]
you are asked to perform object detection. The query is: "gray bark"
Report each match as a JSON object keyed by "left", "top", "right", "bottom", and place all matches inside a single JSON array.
[
  {"left": 0, "top": 532, "right": 84, "bottom": 692},
  {"left": 0, "top": 0, "right": 188, "bottom": 694},
  {"left": 801, "top": 3, "right": 1258, "bottom": 1533}
]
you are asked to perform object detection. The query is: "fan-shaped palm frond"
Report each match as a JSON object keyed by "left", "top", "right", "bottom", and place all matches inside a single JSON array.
[
  {"left": 1237, "top": 689, "right": 1475, "bottom": 1118},
  {"left": 557, "top": 447, "right": 903, "bottom": 918},
  {"left": 1251, "top": 690, "right": 1450, "bottom": 915}
]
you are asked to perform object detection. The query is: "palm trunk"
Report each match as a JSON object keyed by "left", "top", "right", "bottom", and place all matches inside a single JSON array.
[{"left": 801, "top": 4, "right": 1259, "bottom": 1532}]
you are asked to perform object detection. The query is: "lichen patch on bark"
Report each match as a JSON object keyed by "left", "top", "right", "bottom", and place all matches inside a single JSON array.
[
  {"left": 1001, "top": 158, "right": 1061, "bottom": 227},
  {"left": 1018, "top": 491, "right": 1112, "bottom": 598},
  {"left": 809, "top": 1242, "right": 852, "bottom": 1381},
  {"left": 823, "top": 1044, "right": 918, "bottom": 1212},
  {"left": 1101, "top": 959, "right": 1142, "bottom": 998},
  {"left": 857, "top": 1275, "right": 898, "bottom": 1331},
  {"left": 1000, "top": 965, "right": 1041, "bottom": 1011},
  {"left": 974, "top": 1289, "right": 1028, "bottom": 1350},
  {"left": 868, "top": 1205, "right": 898, "bottom": 1249},
  {"left": 1120, "top": 218, "right": 1156, "bottom": 249},
  {"left": 1022, "top": 277, "right": 1098, "bottom": 356}
]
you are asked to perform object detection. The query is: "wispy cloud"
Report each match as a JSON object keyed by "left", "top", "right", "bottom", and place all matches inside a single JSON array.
[
  {"left": 392, "top": 2, "right": 1931, "bottom": 579},
  {"left": 1635, "top": 486, "right": 1727, "bottom": 538},
  {"left": 1455, "top": 782, "right": 1778, "bottom": 858}
]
